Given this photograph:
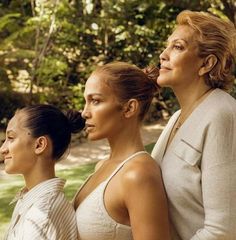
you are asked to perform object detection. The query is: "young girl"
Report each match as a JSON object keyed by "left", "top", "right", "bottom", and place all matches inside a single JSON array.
[
  {"left": 74, "top": 62, "right": 171, "bottom": 240},
  {"left": 1, "top": 104, "right": 84, "bottom": 240}
]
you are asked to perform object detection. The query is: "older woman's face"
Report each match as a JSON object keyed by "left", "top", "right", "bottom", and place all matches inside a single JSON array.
[{"left": 158, "top": 25, "right": 204, "bottom": 89}]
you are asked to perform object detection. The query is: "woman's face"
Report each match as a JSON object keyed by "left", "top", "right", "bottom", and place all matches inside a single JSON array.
[
  {"left": 0, "top": 112, "right": 36, "bottom": 174},
  {"left": 82, "top": 73, "right": 125, "bottom": 141},
  {"left": 158, "top": 25, "right": 204, "bottom": 89}
]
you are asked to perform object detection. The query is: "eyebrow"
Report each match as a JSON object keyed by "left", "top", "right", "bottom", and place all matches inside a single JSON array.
[
  {"left": 167, "top": 38, "right": 188, "bottom": 44},
  {"left": 6, "top": 130, "right": 15, "bottom": 134},
  {"left": 84, "top": 93, "right": 103, "bottom": 98}
]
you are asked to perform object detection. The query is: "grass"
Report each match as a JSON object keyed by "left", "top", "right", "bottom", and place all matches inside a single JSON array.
[
  {"left": 0, "top": 162, "right": 96, "bottom": 238},
  {"left": 145, "top": 142, "right": 155, "bottom": 153}
]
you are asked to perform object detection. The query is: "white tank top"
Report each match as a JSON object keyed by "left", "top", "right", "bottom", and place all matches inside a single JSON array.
[{"left": 75, "top": 151, "right": 147, "bottom": 240}]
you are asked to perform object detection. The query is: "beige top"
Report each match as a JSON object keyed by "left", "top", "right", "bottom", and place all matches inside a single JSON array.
[
  {"left": 75, "top": 151, "right": 147, "bottom": 240},
  {"left": 152, "top": 89, "right": 236, "bottom": 240}
]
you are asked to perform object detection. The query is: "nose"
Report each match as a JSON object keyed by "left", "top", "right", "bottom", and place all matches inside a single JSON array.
[
  {"left": 0, "top": 140, "right": 8, "bottom": 156},
  {"left": 159, "top": 47, "right": 169, "bottom": 63},
  {"left": 81, "top": 104, "right": 91, "bottom": 119}
]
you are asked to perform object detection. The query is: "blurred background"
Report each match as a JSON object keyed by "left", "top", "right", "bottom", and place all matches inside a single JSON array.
[{"left": 0, "top": 0, "right": 235, "bottom": 128}]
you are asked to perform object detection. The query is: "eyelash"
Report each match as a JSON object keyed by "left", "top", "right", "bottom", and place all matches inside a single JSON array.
[
  {"left": 91, "top": 98, "right": 100, "bottom": 105},
  {"left": 173, "top": 44, "right": 184, "bottom": 50},
  {"left": 7, "top": 136, "right": 14, "bottom": 141}
]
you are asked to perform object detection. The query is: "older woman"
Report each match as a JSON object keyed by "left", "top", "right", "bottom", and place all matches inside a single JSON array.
[{"left": 152, "top": 10, "right": 236, "bottom": 240}]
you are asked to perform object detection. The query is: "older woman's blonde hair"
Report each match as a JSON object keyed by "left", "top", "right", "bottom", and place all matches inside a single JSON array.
[{"left": 177, "top": 10, "right": 236, "bottom": 90}]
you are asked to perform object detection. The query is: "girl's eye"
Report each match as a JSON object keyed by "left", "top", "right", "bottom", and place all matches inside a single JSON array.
[{"left": 7, "top": 136, "right": 14, "bottom": 141}]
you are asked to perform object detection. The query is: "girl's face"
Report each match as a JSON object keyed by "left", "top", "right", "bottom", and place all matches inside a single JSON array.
[
  {"left": 158, "top": 25, "right": 204, "bottom": 89},
  {"left": 82, "top": 73, "right": 125, "bottom": 141},
  {"left": 0, "top": 112, "right": 36, "bottom": 174}
]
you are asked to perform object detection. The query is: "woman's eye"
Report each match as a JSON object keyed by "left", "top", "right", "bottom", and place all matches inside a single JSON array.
[
  {"left": 91, "top": 99, "right": 99, "bottom": 105},
  {"left": 173, "top": 44, "right": 183, "bottom": 50}
]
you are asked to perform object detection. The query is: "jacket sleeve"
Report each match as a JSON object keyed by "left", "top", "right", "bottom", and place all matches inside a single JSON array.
[{"left": 191, "top": 111, "right": 236, "bottom": 240}]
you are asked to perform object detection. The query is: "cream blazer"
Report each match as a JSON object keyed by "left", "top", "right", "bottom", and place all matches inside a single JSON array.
[{"left": 152, "top": 89, "right": 236, "bottom": 240}]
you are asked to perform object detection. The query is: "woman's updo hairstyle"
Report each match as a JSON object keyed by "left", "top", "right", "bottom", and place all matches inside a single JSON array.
[
  {"left": 92, "top": 62, "right": 159, "bottom": 120},
  {"left": 177, "top": 10, "right": 236, "bottom": 90},
  {"left": 18, "top": 104, "right": 85, "bottom": 160}
]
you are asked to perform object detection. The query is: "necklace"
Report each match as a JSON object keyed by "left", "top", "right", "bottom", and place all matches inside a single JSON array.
[{"left": 173, "top": 88, "right": 213, "bottom": 134}]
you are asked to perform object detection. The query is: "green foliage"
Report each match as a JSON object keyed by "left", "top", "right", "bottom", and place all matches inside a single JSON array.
[
  {"left": 0, "top": 0, "right": 235, "bottom": 121},
  {"left": 0, "top": 91, "right": 29, "bottom": 127}
]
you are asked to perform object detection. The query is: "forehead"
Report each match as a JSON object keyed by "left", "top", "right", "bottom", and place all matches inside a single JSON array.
[
  {"left": 84, "top": 73, "right": 114, "bottom": 97},
  {"left": 168, "top": 25, "right": 197, "bottom": 43},
  {"left": 7, "top": 111, "right": 28, "bottom": 132}
]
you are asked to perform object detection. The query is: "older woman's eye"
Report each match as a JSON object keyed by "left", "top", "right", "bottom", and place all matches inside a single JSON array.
[{"left": 173, "top": 44, "right": 184, "bottom": 50}]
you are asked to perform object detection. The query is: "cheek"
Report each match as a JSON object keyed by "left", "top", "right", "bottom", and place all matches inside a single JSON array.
[{"left": 97, "top": 105, "right": 122, "bottom": 121}]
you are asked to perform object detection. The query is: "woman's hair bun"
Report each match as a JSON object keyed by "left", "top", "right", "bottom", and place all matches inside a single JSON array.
[
  {"left": 142, "top": 65, "right": 160, "bottom": 92},
  {"left": 66, "top": 110, "right": 85, "bottom": 134}
]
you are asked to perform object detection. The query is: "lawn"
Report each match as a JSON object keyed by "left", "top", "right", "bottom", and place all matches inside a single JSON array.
[{"left": 0, "top": 162, "right": 96, "bottom": 239}]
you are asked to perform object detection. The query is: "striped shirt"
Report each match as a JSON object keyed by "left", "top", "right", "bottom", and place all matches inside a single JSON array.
[{"left": 4, "top": 178, "right": 78, "bottom": 240}]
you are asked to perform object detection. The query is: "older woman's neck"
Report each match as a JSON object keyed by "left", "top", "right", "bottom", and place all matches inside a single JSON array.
[{"left": 174, "top": 83, "right": 212, "bottom": 112}]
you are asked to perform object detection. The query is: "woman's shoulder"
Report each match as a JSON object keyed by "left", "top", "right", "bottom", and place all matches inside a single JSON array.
[
  {"left": 208, "top": 89, "right": 236, "bottom": 111},
  {"left": 120, "top": 153, "right": 162, "bottom": 187}
]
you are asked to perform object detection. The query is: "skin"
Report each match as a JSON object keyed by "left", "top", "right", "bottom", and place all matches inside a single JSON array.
[
  {"left": 75, "top": 73, "right": 171, "bottom": 240},
  {"left": 158, "top": 25, "right": 216, "bottom": 146},
  {"left": 158, "top": 25, "right": 213, "bottom": 111},
  {"left": 0, "top": 111, "right": 55, "bottom": 189}
]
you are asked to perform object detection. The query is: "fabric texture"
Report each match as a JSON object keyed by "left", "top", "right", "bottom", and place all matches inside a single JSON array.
[
  {"left": 4, "top": 178, "right": 78, "bottom": 240},
  {"left": 75, "top": 151, "right": 147, "bottom": 240},
  {"left": 152, "top": 89, "right": 236, "bottom": 240}
]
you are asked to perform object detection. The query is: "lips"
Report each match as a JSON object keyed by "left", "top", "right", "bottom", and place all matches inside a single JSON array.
[
  {"left": 4, "top": 157, "right": 11, "bottom": 164},
  {"left": 160, "top": 65, "right": 171, "bottom": 71},
  {"left": 85, "top": 123, "right": 95, "bottom": 132}
]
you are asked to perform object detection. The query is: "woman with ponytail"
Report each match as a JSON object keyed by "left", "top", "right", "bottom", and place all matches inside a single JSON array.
[
  {"left": 73, "top": 62, "right": 170, "bottom": 240},
  {"left": 1, "top": 104, "right": 85, "bottom": 240}
]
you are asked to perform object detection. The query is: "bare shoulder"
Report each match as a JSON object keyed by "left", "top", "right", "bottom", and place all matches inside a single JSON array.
[
  {"left": 120, "top": 153, "right": 162, "bottom": 187},
  {"left": 95, "top": 159, "right": 106, "bottom": 171}
]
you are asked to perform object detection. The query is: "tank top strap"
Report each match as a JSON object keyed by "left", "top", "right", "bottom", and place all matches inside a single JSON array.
[{"left": 104, "top": 151, "right": 148, "bottom": 184}]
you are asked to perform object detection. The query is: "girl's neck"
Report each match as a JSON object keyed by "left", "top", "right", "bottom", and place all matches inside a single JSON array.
[{"left": 24, "top": 159, "right": 56, "bottom": 190}]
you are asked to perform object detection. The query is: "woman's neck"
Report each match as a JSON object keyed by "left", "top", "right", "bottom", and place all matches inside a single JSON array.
[
  {"left": 107, "top": 124, "right": 145, "bottom": 163},
  {"left": 175, "top": 84, "right": 212, "bottom": 112},
  {"left": 173, "top": 84, "right": 213, "bottom": 130}
]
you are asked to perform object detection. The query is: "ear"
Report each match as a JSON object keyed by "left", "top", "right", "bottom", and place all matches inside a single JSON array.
[
  {"left": 123, "top": 99, "right": 139, "bottom": 118},
  {"left": 34, "top": 136, "right": 48, "bottom": 155},
  {"left": 199, "top": 54, "right": 217, "bottom": 76}
]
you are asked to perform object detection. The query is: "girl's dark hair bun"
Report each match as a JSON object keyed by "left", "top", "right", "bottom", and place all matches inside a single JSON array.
[
  {"left": 66, "top": 110, "right": 85, "bottom": 133},
  {"left": 142, "top": 65, "right": 160, "bottom": 92}
]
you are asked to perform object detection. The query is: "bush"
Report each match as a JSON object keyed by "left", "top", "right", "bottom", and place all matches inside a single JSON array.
[{"left": 0, "top": 91, "right": 39, "bottom": 128}]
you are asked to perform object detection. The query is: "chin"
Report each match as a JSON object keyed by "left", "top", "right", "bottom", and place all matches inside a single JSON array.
[
  {"left": 4, "top": 167, "right": 15, "bottom": 174},
  {"left": 157, "top": 77, "right": 173, "bottom": 88},
  {"left": 157, "top": 79, "right": 168, "bottom": 87},
  {"left": 87, "top": 133, "right": 103, "bottom": 141}
]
